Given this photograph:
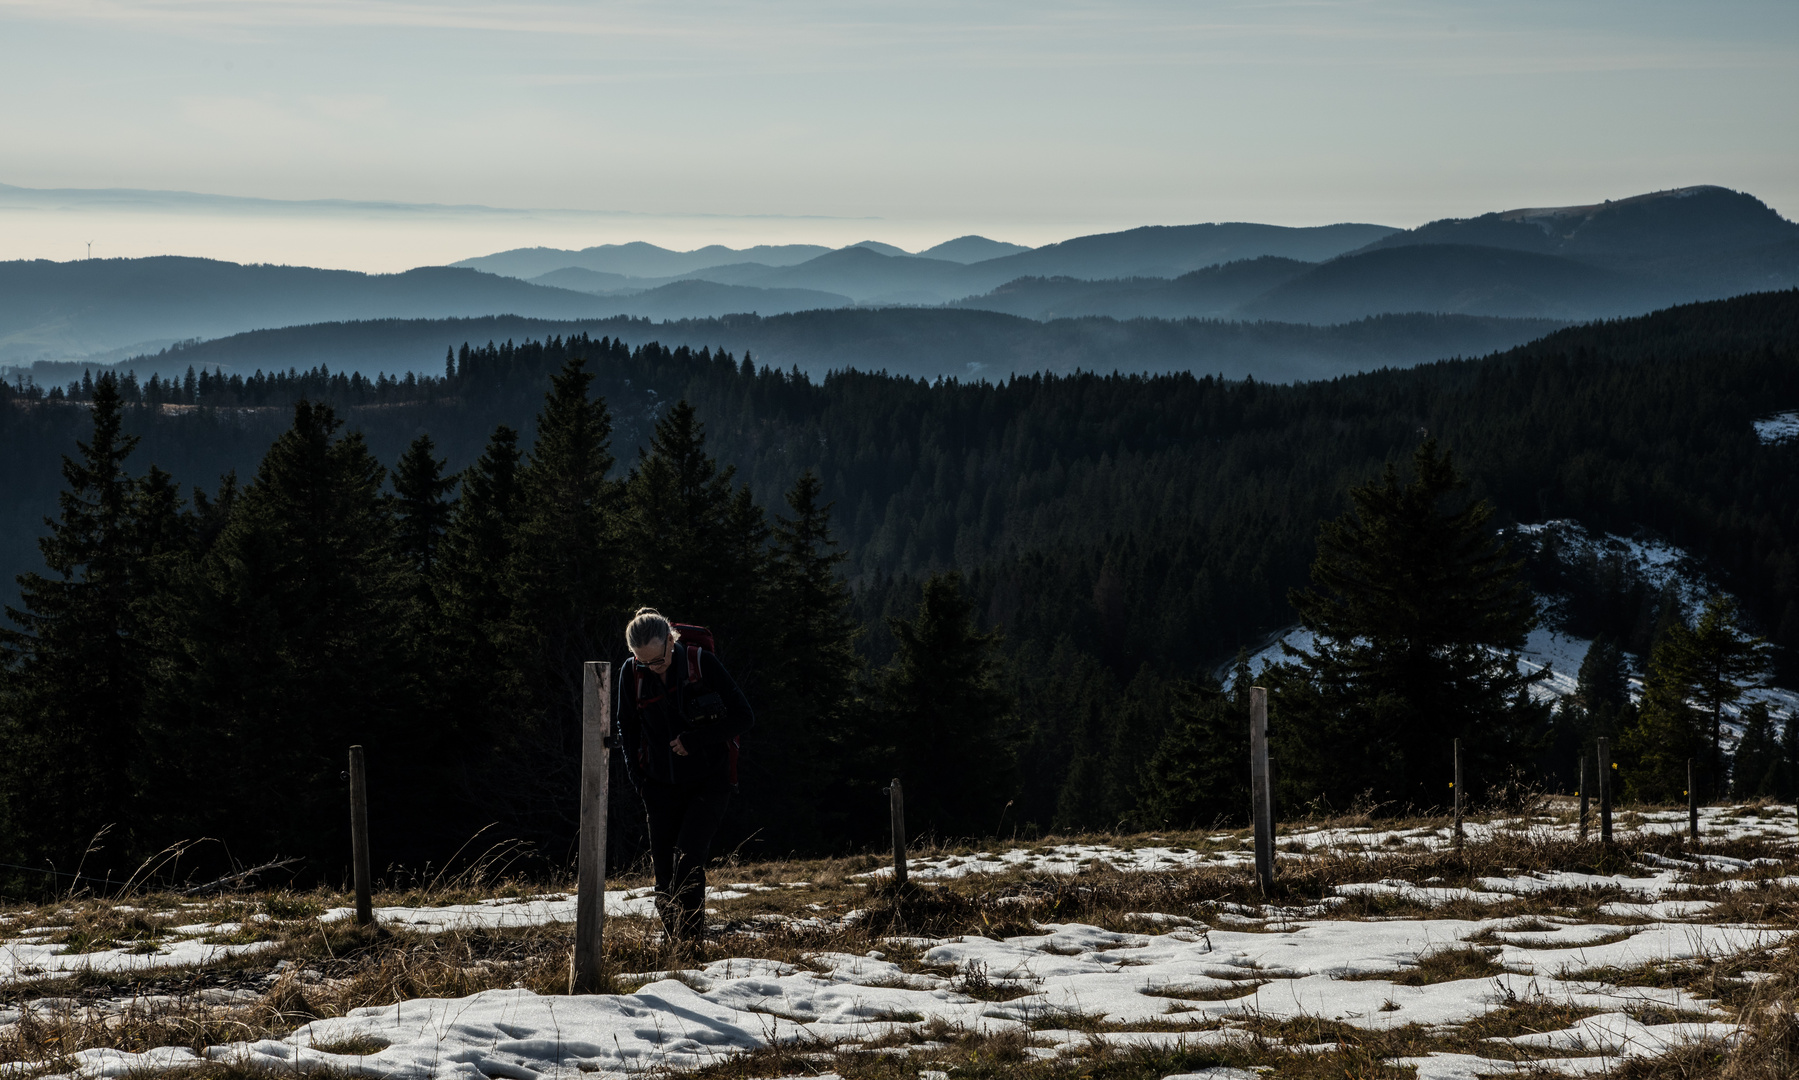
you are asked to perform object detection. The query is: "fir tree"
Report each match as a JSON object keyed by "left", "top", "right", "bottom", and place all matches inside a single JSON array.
[
  {"left": 390, "top": 434, "right": 457, "bottom": 596},
  {"left": 1620, "top": 629, "right": 1700, "bottom": 802},
  {"left": 622, "top": 400, "right": 765, "bottom": 641},
  {"left": 869, "top": 571, "right": 1016, "bottom": 838},
  {"left": 1732, "top": 702, "right": 1779, "bottom": 797},
  {"left": 436, "top": 426, "right": 523, "bottom": 661},
  {"left": 753, "top": 471, "right": 863, "bottom": 843},
  {"left": 1133, "top": 651, "right": 1253, "bottom": 830},
  {"left": 1665, "top": 594, "right": 1773, "bottom": 792},
  {"left": 142, "top": 400, "right": 411, "bottom": 862},
  {"left": 0, "top": 375, "right": 184, "bottom": 869},
  {"left": 1778, "top": 711, "right": 1799, "bottom": 801},
  {"left": 500, "top": 358, "right": 623, "bottom": 828},
  {"left": 1276, "top": 439, "right": 1546, "bottom": 807}
]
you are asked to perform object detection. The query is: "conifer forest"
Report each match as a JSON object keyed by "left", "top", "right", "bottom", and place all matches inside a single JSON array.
[{"left": 3, "top": 289, "right": 1798, "bottom": 887}]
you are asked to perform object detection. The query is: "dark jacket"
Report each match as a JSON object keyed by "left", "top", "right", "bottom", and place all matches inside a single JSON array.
[{"left": 615, "top": 644, "right": 754, "bottom": 791}]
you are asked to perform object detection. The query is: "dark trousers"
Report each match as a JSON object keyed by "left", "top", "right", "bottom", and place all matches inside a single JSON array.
[{"left": 640, "top": 783, "right": 732, "bottom": 942}]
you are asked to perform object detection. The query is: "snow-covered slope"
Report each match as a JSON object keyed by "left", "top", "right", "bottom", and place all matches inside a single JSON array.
[{"left": 1235, "top": 520, "right": 1796, "bottom": 748}]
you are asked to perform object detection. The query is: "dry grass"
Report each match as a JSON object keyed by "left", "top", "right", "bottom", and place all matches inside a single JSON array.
[{"left": 1, "top": 804, "right": 1795, "bottom": 1077}]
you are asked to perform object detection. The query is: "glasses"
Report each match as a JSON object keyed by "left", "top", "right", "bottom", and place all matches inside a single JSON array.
[{"left": 643, "top": 641, "right": 674, "bottom": 669}]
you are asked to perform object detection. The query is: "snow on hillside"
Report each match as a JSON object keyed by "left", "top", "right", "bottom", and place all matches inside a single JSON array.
[
  {"left": 1233, "top": 520, "right": 1795, "bottom": 748},
  {"left": 1754, "top": 410, "right": 1799, "bottom": 444}
]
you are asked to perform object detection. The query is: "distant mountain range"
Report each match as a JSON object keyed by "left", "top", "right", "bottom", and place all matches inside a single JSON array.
[
  {"left": 1, "top": 185, "right": 1793, "bottom": 374},
  {"left": 459, "top": 222, "right": 1399, "bottom": 304}
]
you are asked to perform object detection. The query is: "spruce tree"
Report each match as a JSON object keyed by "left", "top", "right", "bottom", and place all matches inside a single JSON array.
[
  {"left": 1133, "top": 652, "right": 1253, "bottom": 830},
  {"left": 433, "top": 430, "right": 521, "bottom": 658},
  {"left": 868, "top": 571, "right": 1015, "bottom": 839},
  {"left": 754, "top": 471, "right": 863, "bottom": 844},
  {"left": 143, "top": 400, "right": 412, "bottom": 863},
  {"left": 1276, "top": 439, "right": 1546, "bottom": 807},
  {"left": 622, "top": 400, "right": 765, "bottom": 640},
  {"left": 391, "top": 434, "right": 457, "bottom": 598},
  {"left": 1732, "top": 702, "right": 1779, "bottom": 797},
  {"left": 1778, "top": 712, "right": 1799, "bottom": 801},
  {"left": 431, "top": 425, "right": 525, "bottom": 775},
  {"left": 0, "top": 375, "right": 183, "bottom": 869},
  {"left": 500, "top": 358, "right": 623, "bottom": 829},
  {"left": 1620, "top": 629, "right": 1700, "bottom": 802},
  {"left": 1664, "top": 594, "right": 1772, "bottom": 792}
]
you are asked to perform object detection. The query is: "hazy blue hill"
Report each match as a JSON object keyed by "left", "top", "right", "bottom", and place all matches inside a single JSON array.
[
  {"left": 76, "top": 308, "right": 1565, "bottom": 387},
  {"left": 1362, "top": 187, "right": 1799, "bottom": 266},
  {"left": 1241, "top": 244, "right": 1651, "bottom": 324},
  {"left": 967, "top": 222, "right": 1398, "bottom": 282},
  {"left": 0, "top": 257, "right": 618, "bottom": 365},
  {"left": 952, "top": 257, "right": 1313, "bottom": 319},
  {"left": 846, "top": 240, "right": 912, "bottom": 257},
  {"left": 527, "top": 266, "right": 640, "bottom": 294},
  {"left": 674, "top": 228, "right": 1394, "bottom": 305},
  {"left": 452, "top": 241, "right": 832, "bottom": 279},
  {"left": 607, "top": 279, "right": 852, "bottom": 319},
  {"left": 919, "top": 235, "right": 1033, "bottom": 262},
  {"left": 735, "top": 246, "right": 975, "bottom": 303}
]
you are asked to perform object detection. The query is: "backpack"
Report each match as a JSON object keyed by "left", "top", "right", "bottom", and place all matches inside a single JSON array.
[{"left": 633, "top": 622, "right": 741, "bottom": 788}]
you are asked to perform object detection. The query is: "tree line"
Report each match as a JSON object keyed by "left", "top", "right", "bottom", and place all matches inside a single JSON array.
[{"left": 2, "top": 289, "right": 1798, "bottom": 887}]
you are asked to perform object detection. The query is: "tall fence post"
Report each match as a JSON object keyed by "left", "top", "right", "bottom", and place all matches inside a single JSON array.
[
  {"left": 1250, "top": 686, "right": 1274, "bottom": 896},
  {"left": 888, "top": 779, "right": 908, "bottom": 890},
  {"left": 1688, "top": 758, "right": 1699, "bottom": 842},
  {"left": 348, "top": 745, "right": 373, "bottom": 928},
  {"left": 1598, "top": 736, "right": 1613, "bottom": 844},
  {"left": 1453, "top": 738, "right": 1465, "bottom": 845},
  {"left": 570, "top": 661, "right": 612, "bottom": 994},
  {"left": 1578, "top": 753, "right": 1589, "bottom": 841}
]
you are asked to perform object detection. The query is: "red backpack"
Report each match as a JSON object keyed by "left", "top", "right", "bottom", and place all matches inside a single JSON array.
[{"left": 633, "top": 622, "right": 741, "bottom": 788}]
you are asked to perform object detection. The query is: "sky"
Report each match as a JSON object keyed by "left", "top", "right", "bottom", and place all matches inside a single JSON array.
[{"left": 1, "top": 0, "right": 1795, "bottom": 271}]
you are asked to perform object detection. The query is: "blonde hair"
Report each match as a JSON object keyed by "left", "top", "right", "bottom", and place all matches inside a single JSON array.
[{"left": 625, "top": 607, "right": 680, "bottom": 651}]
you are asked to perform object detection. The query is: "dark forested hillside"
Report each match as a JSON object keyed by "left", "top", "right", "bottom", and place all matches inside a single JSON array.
[
  {"left": 4, "top": 290, "right": 1797, "bottom": 883},
  {"left": 56, "top": 308, "right": 1565, "bottom": 386}
]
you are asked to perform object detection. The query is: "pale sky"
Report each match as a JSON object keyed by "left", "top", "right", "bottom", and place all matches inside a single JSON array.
[{"left": 1, "top": 0, "right": 1795, "bottom": 271}]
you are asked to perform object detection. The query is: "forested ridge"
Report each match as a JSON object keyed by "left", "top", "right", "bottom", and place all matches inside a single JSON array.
[{"left": 2, "top": 289, "right": 1797, "bottom": 888}]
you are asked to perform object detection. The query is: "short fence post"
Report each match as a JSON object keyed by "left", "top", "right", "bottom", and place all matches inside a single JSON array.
[
  {"left": 1598, "top": 736, "right": 1613, "bottom": 844},
  {"left": 1578, "top": 754, "right": 1589, "bottom": 841},
  {"left": 348, "top": 745, "right": 373, "bottom": 928},
  {"left": 888, "top": 779, "right": 908, "bottom": 890},
  {"left": 570, "top": 661, "right": 612, "bottom": 994},
  {"left": 1688, "top": 758, "right": 1699, "bottom": 842},
  {"left": 1453, "top": 737, "right": 1465, "bottom": 845},
  {"left": 1250, "top": 686, "right": 1274, "bottom": 896}
]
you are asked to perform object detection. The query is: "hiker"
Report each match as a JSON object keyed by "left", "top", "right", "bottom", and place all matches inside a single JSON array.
[{"left": 615, "top": 607, "right": 755, "bottom": 947}]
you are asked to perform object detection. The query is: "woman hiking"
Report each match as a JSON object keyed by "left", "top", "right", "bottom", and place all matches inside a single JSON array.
[{"left": 614, "top": 608, "right": 755, "bottom": 948}]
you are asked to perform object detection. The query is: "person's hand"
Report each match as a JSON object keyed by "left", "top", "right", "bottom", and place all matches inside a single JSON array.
[{"left": 670, "top": 735, "right": 689, "bottom": 757}]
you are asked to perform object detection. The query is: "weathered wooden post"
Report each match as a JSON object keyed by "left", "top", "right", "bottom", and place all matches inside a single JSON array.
[
  {"left": 1578, "top": 753, "right": 1589, "bottom": 841},
  {"left": 1687, "top": 758, "right": 1699, "bottom": 842},
  {"left": 570, "top": 661, "right": 612, "bottom": 994},
  {"left": 888, "top": 779, "right": 908, "bottom": 890},
  {"left": 1598, "top": 736, "right": 1613, "bottom": 844},
  {"left": 348, "top": 745, "right": 373, "bottom": 928},
  {"left": 1453, "top": 738, "right": 1465, "bottom": 845},
  {"left": 1250, "top": 686, "right": 1274, "bottom": 896}
]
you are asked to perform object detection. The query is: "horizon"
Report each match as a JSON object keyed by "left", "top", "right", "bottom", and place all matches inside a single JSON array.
[
  {"left": 2, "top": 1, "right": 1794, "bottom": 272},
  {"left": 2, "top": 179, "right": 1792, "bottom": 276}
]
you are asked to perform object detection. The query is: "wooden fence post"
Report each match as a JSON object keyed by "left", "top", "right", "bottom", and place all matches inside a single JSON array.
[
  {"left": 1688, "top": 758, "right": 1698, "bottom": 842},
  {"left": 570, "top": 661, "right": 612, "bottom": 994},
  {"left": 1453, "top": 738, "right": 1465, "bottom": 845},
  {"left": 348, "top": 745, "right": 373, "bottom": 928},
  {"left": 1598, "top": 736, "right": 1612, "bottom": 844},
  {"left": 1578, "top": 753, "right": 1589, "bottom": 841},
  {"left": 888, "top": 779, "right": 908, "bottom": 890},
  {"left": 1250, "top": 686, "right": 1274, "bottom": 896}
]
